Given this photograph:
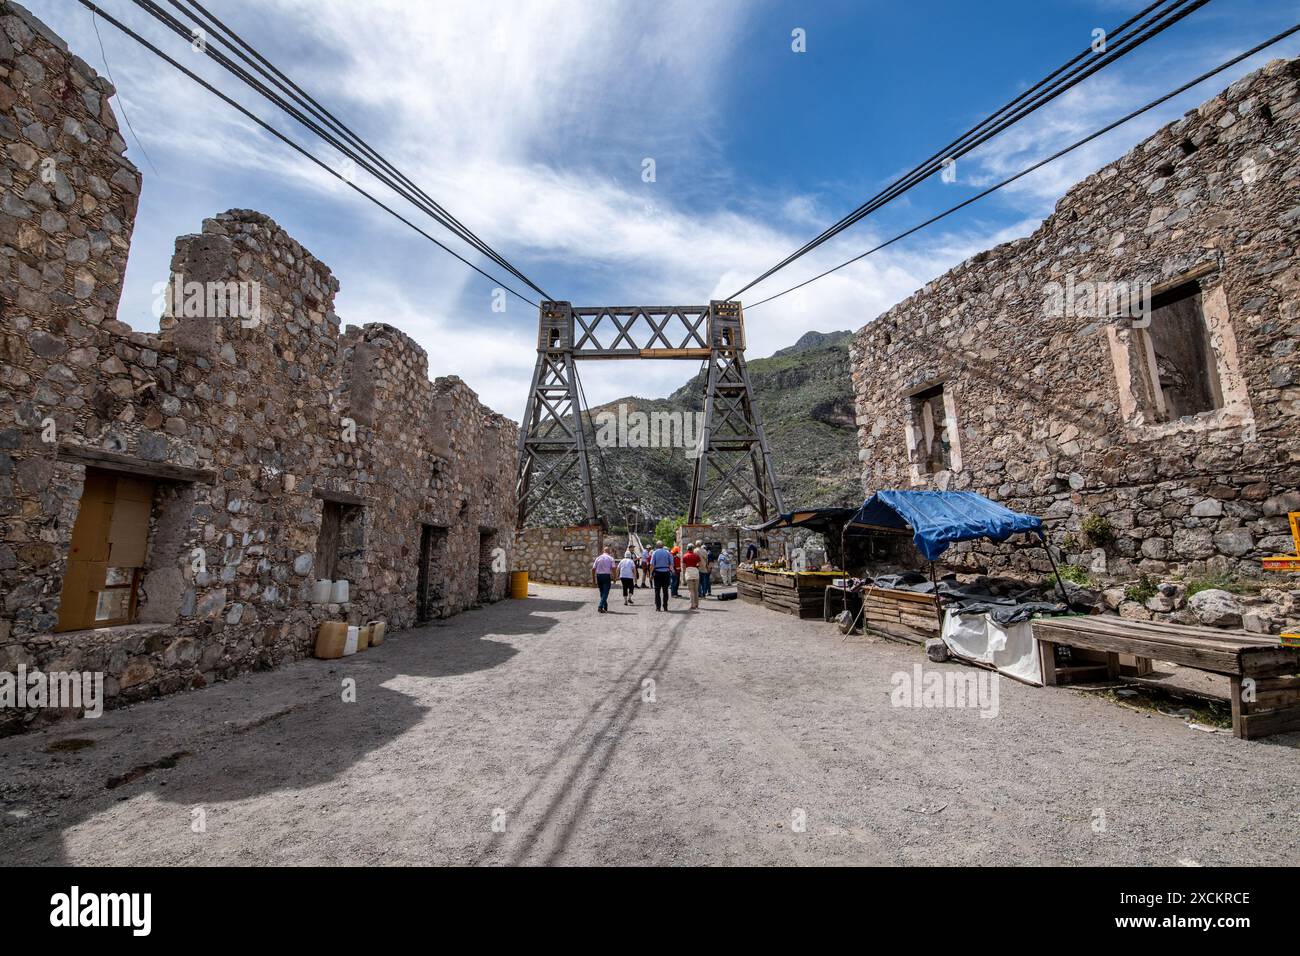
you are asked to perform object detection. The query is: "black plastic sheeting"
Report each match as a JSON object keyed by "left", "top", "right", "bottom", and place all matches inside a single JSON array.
[{"left": 860, "top": 571, "right": 1070, "bottom": 626}]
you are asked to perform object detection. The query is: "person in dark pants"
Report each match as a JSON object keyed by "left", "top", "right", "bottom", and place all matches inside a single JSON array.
[
  {"left": 650, "top": 540, "right": 674, "bottom": 611},
  {"left": 591, "top": 547, "right": 615, "bottom": 613},
  {"left": 618, "top": 551, "right": 637, "bottom": 606},
  {"left": 670, "top": 546, "right": 681, "bottom": 597},
  {"left": 697, "top": 542, "right": 712, "bottom": 597}
]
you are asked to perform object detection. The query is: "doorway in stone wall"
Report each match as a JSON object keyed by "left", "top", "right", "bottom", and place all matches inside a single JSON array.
[
  {"left": 477, "top": 529, "right": 499, "bottom": 604},
  {"left": 416, "top": 524, "right": 448, "bottom": 624}
]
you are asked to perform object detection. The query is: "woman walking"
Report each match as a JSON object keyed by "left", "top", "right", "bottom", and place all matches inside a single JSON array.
[
  {"left": 682, "top": 545, "right": 701, "bottom": 609},
  {"left": 618, "top": 551, "right": 638, "bottom": 605}
]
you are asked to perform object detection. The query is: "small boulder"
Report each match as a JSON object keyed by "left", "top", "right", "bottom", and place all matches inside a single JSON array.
[
  {"left": 1188, "top": 588, "right": 1243, "bottom": 628},
  {"left": 1119, "top": 601, "right": 1152, "bottom": 621},
  {"left": 1145, "top": 582, "right": 1186, "bottom": 613},
  {"left": 1102, "top": 587, "right": 1126, "bottom": 611},
  {"left": 925, "top": 638, "right": 950, "bottom": 663},
  {"left": 1063, "top": 581, "right": 1102, "bottom": 611},
  {"left": 1241, "top": 610, "right": 1274, "bottom": 634}
]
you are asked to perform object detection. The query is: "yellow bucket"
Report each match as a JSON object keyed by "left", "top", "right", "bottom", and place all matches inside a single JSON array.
[{"left": 510, "top": 570, "right": 529, "bottom": 599}]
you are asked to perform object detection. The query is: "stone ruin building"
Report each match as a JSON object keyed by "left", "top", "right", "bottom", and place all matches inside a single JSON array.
[
  {"left": 0, "top": 2, "right": 517, "bottom": 733},
  {"left": 851, "top": 55, "right": 1300, "bottom": 609}
]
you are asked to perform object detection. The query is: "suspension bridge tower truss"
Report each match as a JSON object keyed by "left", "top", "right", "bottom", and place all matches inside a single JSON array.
[{"left": 515, "top": 300, "right": 785, "bottom": 529}]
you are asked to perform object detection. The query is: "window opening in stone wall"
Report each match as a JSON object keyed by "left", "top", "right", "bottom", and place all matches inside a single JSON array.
[
  {"left": 1135, "top": 280, "right": 1223, "bottom": 422},
  {"left": 909, "top": 384, "right": 952, "bottom": 475},
  {"left": 417, "top": 524, "right": 448, "bottom": 623},
  {"left": 58, "top": 469, "right": 156, "bottom": 631},
  {"left": 477, "top": 529, "right": 499, "bottom": 604}
]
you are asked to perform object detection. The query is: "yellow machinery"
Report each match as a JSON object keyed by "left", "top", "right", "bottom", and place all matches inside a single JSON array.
[
  {"left": 1262, "top": 511, "right": 1300, "bottom": 572},
  {"left": 1263, "top": 511, "right": 1299, "bottom": 645}
]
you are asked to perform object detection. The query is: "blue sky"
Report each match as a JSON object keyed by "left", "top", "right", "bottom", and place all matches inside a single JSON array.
[{"left": 29, "top": 0, "right": 1300, "bottom": 416}]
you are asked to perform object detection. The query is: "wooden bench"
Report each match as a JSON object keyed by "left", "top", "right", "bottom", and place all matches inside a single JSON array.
[{"left": 1032, "top": 615, "right": 1300, "bottom": 740}]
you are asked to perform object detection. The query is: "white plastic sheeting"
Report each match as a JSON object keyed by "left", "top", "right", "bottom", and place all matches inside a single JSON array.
[{"left": 940, "top": 610, "right": 1043, "bottom": 686}]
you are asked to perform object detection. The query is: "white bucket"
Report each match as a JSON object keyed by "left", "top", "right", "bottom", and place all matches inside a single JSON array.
[
  {"left": 342, "top": 625, "right": 359, "bottom": 656},
  {"left": 330, "top": 579, "right": 350, "bottom": 604},
  {"left": 310, "top": 579, "right": 332, "bottom": 604}
]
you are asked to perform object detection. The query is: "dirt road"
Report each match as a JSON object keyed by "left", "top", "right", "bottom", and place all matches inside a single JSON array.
[{"left": 2, "top": 584, "right": 1296, "bottom": 865}]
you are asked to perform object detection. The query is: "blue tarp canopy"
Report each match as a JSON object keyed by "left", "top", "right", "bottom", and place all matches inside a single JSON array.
[{"left": 847, "top": 490, "right": 1044, "bottom": 561}]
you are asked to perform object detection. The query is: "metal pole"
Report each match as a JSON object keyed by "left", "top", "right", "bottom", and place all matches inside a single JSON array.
[{"left": 1040, "top": 537, "right": 1071, "bottom": 606}]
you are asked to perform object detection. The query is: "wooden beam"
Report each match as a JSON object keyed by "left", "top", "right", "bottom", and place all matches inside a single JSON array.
[
  {"left": 1038, "top": 639, "right": 1058, "bottom": 686},
  {"left": 312, "top": 488, "right": 366, "bottom": 506},
  {"left": 57, "top": 443, "right": 215, "bottom": 484}
]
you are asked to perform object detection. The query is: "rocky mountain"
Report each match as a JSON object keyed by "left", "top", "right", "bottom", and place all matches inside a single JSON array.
[
  {"left": 526, "top": 330, "right": 862, "bottom": 529},
  {"left": 772, "top": 329, "right": 853, "bottom": 357}
]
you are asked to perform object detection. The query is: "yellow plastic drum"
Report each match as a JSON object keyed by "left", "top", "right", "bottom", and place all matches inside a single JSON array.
[{"left": 510, "top": 571, "right": 529, "bottom": 599}]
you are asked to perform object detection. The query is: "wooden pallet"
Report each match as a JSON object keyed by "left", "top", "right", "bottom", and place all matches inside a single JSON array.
[
  {"left": 761, "top": 582, "right": 824, "bottom": 618},
  {"left": 1032, "top": 615, "right": 1300, "bottom": 740},
  {"left": 858, "top": 587, "right": 943, "bottom": 640}
]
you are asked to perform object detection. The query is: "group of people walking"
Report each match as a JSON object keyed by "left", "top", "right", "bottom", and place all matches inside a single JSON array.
[{"left": 590, "top": 540, "right": 734, "bottom": 613}]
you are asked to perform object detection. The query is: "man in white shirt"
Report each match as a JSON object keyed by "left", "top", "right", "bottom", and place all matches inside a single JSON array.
[{"left": 591, "top": 547, "right": 616, "bottom": 613}]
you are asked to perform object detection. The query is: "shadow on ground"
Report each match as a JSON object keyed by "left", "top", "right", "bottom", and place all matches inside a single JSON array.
[{"left": 0, "top": 597, "right": 583, "bottom": 864}]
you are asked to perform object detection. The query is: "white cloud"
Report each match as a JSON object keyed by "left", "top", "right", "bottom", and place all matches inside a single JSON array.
[{"left": 27, "top": 0, "right": 1300, "bottom": 421}]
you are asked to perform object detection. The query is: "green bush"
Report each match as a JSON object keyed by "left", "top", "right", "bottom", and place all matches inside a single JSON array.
[
  {"left": 1044, "top": 565, "right": 1094, "bottom": 589},
  {"left": 1080, "top": 514, "right": 1115, "bottom": 549},
  {"left": 1185, "top": 572, "right": 1250, "bottom": 597},
  {"left": 652, "top": 515, "right": 687, "bottom": 548},
  {"left": 1124, "top": 575, "right": 1158, "bottom": 603}
]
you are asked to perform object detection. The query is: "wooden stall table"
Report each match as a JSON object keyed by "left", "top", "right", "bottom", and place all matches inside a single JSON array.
[{"left": 1032, "top": 615, "right": 1300, "bottom": 740}]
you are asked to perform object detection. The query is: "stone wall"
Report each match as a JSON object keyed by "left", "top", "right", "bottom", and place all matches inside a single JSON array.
[
  {"left": 514, "top": 525, "right": 601, "bottom": 585},
  {"left": 851, "top": 57, "right": 1300, "bottom": 588},
  {"left": 0, "top": 2, "right": 516, "bottom": 733}
]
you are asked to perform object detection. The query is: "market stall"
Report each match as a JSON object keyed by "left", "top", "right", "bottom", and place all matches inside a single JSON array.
[
  {"left": 740, "top": 507, "right": 856, "bottom": 617},
  {"left": 842, "top": 490, "right": 1072, "bottom": 685}
]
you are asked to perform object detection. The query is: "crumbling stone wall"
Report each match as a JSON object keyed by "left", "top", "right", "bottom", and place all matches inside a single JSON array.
[
  {"left": 851, "top": 57, "right": 1300, "bottom": 587},
  {"left": 0, "top": 3, "right": 516, "bottom": 733},
  {"left": 515, "top": 525, "right": 602, "bottom": 586}
]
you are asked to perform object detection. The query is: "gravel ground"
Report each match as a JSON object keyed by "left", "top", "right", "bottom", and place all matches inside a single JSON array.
[{"left": 1, "top": 583, "right": 1297, "bottom": 866}]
